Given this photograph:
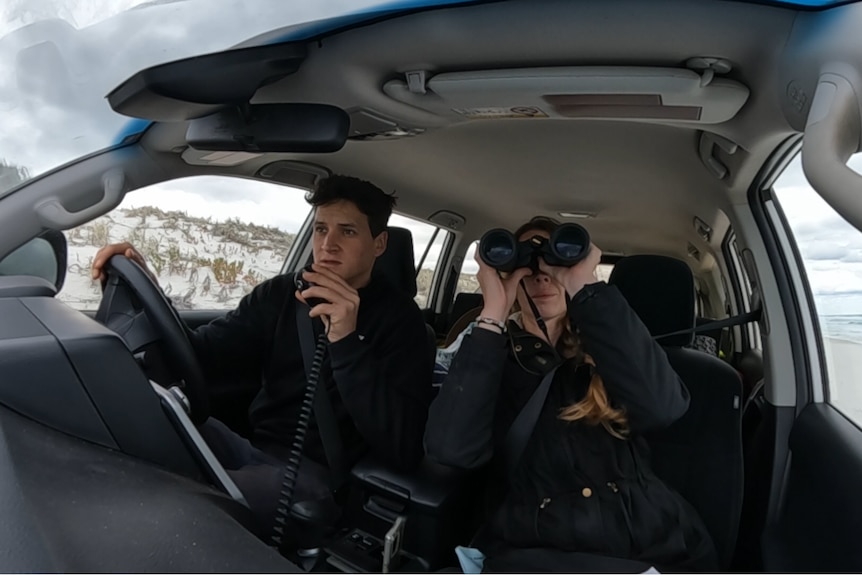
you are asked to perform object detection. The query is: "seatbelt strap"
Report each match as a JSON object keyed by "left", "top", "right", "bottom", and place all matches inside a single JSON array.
[
  {"left": 295, "top": 300, "right": 348, "bottom": 490},
  {"left": 503, "top": 367, "right": 558, "bottom": 478},
  {"left": 654, "top": 308, "right": 762, "bottom": 342}
]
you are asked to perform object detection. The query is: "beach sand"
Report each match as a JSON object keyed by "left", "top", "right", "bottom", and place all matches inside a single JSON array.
[{"left": 822, "top": 337, "right": 862, "bottom": 425}]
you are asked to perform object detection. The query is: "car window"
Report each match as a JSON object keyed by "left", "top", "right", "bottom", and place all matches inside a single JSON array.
[
  {"left": 0, "top": 0, "right": 390, "bottom": 196},
  {"left": 58, "top": 175, "right": 311, "bottom": 311},
  {"left": 724, "top": 232, "right": 762, "bottom": 350},
  {"left": 389, "top": 213, "right": 450, "bottom": 308},
  {"left": 454, "top": 241, "right": 482, "bottom": 297},
  {"left": 773, "top": 154, "right": 862, "bottom": 425}
]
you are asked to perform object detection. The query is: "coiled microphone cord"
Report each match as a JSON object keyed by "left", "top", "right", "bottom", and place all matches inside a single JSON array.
[{"left": 270, "top": 328, "right": 329, "bottom": 548}]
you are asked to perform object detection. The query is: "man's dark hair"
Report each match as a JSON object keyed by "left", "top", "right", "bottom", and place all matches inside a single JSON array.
[{"left": 306, "top": 175, "right": 397, "bottom": 237}]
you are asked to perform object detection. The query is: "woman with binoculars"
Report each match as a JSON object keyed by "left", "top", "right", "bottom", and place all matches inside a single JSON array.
[{"left": 425, "top": 216, "right": 717, "bottom": 572}]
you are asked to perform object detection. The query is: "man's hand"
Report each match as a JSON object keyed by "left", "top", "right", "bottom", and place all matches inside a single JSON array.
[
  {"left": 295, "top": 264, "right": 360, "bottom": 343},
  {"left": 91, "top": 242, "right": 158, "bottom": 286}
]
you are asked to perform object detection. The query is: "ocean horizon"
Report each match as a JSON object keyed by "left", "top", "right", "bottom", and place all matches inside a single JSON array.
[{"left": 820, "top": 314, "right": 862, "bottom": 345}]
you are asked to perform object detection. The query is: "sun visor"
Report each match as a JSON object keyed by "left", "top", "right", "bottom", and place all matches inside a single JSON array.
[
  {"left": 383, "top": 67, "right": 749, "bottom": 124},
  {"left": 106, "top": 43, "right": 307, "bottom": 122}
]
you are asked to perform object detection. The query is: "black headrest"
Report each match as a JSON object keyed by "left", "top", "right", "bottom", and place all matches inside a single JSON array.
[
  {"left": 608, "top": 255, "right": 695, "bottom": 347},
  {"left": 451, "top": 292, "right": 483, "bottom": 320},
  {"left": 373, "top": 227, "right": 417, "bottom": 298}
]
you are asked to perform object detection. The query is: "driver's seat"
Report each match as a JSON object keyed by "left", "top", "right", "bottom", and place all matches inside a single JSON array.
[{"left": 373, "top": 226, "right": 438, "bottom": 362}]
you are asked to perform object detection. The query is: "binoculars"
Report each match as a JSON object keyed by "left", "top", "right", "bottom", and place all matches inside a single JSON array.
[{"left": 478, "top": 223, "right": 591, "bottom": 273}]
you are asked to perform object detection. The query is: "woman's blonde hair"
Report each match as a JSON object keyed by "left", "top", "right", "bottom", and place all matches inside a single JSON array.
[{"left": 513, "top": 217, "right": 629, "bottom": 440}]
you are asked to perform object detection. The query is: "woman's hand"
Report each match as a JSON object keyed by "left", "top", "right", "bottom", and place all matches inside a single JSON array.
[
  {"left": 474, "top": 245, "right": 532, "bottom": 323},
  {"left": 539, "top": 243, "right": 602, "bottom": 298}
]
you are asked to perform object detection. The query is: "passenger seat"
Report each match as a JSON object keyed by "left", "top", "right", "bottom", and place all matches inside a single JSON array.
[
  {"left": 609, "top": 255, "right": 744, "bottom": 569},
  {"left": 443, "top": 292, "right": 484, "bottom": 346}
]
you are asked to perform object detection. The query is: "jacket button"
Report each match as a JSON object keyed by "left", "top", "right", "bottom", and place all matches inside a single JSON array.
[{"left": 582, "top": 487, "right": 592, "bottom": 498}]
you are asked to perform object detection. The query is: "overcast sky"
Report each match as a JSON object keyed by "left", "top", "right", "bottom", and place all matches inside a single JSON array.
[
  {"left": 0, "top": 0, "right": 386, "bottom": 178},
  {"left": 2, "top": 0, "right": 861, "bottom": 311},
  {"left": 774, "top": 154, "right": 862, "bottom": 315}
]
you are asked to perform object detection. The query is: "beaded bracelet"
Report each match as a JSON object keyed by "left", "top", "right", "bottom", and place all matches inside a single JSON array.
[{"left": 476, "top": 316, "right": 507, "bottom": 333}]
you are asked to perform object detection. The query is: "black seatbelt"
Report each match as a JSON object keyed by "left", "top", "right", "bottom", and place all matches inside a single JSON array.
[
  {"left": 503, "top": 367, "right": 558, "bottom": 478},
  {"left": 654, "top": 308, "right": 762, "bottom": 342},
  {"left": 501, "top": 286, "right": 560, "bottom": 478},
  {"left": 295, "top": 301, "right": 348, "bottom": 490}
]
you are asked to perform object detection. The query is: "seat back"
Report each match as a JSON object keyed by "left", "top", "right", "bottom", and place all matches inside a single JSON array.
[
  {"left": 609, "top": 255, "right": 743, "bottom": 568},
  {"left": 695, "top": 316, "right": 723, "bottom": 352},
  {"left": 372, "top": 226, "right": 417, "bottom": 298},
  {"left": 450, "top": 292, "right": 483, "bottom": 326},
  {"left": 371, "top": 226, "right": 436, "bottom": 367}
]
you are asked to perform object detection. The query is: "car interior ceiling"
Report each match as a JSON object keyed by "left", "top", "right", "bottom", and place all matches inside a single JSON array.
[{"left": 9, "top": 0, "right": 862, "bottom": 571}]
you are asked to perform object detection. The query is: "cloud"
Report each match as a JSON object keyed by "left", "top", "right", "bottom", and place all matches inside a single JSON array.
[
  {"left": 804, "top": 264, "right": 862, "bottom": 295},
  {"left": 121, "top": 176, "right": 314, "bottom": 233},
  {"left": 8, "top": 0, "right": 862, "bottom": 302},
  {"left": 773, "top": 155, "right": 862, "bottom": 314},
  {"left": 804, "top": 244, "right": 849, "bottom": 261},
  {"left": 0, "top": 0, "right": 441, "bottom": 274},
  {"left": 816, "top": 293, "right": 862, "bottom": 316},
  {"left": 0, "top": 0, "right": 386, "bottom": 181},
  {"left": 117, "top": 175, "right": 447, "bottom": 271}
]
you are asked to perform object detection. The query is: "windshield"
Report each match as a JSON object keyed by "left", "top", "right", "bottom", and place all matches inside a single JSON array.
[
  {"left": 0, "top": 0, "right": 399, "bottom": 194},
  {"left": 1, "top": 0, "right": 854, "bottom": 194}
]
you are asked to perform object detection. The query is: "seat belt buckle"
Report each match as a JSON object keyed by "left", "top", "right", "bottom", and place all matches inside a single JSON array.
[{"left": 382, "top": 515, "right": 407, "bottom": 573}]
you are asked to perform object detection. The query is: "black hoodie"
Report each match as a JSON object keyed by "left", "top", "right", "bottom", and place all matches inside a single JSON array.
[
  {"left": 425, "top": 282, "right": 718, "bottom": 571},
  {"left": 189, "top": 271, "right": 433, "bottom": 471}
]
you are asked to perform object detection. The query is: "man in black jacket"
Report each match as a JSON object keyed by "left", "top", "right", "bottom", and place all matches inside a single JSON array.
[{"left": 92, "top": 175, "right": 433, "bottom": 537}]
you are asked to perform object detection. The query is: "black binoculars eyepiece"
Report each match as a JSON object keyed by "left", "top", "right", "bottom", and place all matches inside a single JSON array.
[{"left": 478, "top": 223, "right": 590, "bottom": 273}]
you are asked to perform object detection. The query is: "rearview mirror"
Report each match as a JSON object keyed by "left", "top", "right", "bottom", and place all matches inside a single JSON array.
[
  {"left": 0, "top": 230, "right": 68, "bottom": 291},
  {"left": 186, "top": 104, "right": 350, "bottom": 153}
]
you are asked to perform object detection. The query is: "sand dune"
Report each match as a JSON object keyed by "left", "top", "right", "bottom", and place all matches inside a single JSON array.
[{"left": 56, "top": 208, "right": 862, "bottom": 424}]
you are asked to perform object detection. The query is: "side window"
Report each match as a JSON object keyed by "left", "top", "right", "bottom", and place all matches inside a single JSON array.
[
  {"left": 725, "top": 233, "right": 762, "bottom": 349},
  {"left": 389, "top": 213, "right": 450, "bottom": 308},
  {"left": 454, "top": 240, "right": 481, "bottom": 298},
  {"left": 695, "top": 285, "right": 706, "bottom": 318},
  {"left": 773, "top": 154, "right": 862, "bottom": 425},
  {"left": 595, "top": 263, "right": 615, "bottom": 283},
  {"left": 58, "top": 176, "right": 311, "bottom": 311}
]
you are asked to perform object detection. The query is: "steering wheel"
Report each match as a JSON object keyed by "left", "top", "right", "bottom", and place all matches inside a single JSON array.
[{"left": 95, "top": 254, "right": 209, "bottom": 424}]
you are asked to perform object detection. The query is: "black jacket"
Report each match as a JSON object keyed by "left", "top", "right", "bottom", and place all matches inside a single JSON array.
[
  {"left": 189, "top": 272, "right": 433, "bottom": 471},
  {"left": 425, "top": 282, "right": 718, "bottom": 571}
]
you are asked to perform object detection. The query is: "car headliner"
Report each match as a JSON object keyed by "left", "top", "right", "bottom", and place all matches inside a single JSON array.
[
  {"left": 4, "top": 0, "right": 859, "bottom": 273},
  {"left": 133, "top": 0, "right": 817, "bottom": 269}
]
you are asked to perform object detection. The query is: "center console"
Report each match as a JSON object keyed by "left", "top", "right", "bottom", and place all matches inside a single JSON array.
[{"left": 313, "top": 455, "right": 484, "bottom": 572}]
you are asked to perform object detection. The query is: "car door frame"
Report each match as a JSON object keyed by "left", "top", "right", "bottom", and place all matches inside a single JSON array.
[{"left": 749, "top": 135, "right": 862, "bottom": 571}]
